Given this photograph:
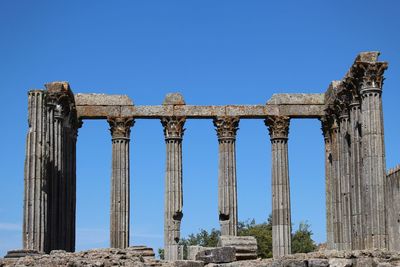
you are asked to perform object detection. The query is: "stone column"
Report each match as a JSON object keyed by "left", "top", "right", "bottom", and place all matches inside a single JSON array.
[
  {"left": 46, "top": 82, "right": 79, "bottom": 252},
  {"left": 161, "top": 116, "right": 185, "bottom": 260},
  {"left": 349, "top": 93, "right": 364, "bottom": 250},
  {"left": 22, "top": 82, "right": 79, "bottom": 254},
  {"left": 338, "top": 102, "right": 352, "bottom": 251},
  {"left": 23, "top": 90, "right": 48, "bottom": 252},
  {"left": 330, "top": 117, "right": 343, "bottom": 250},
  {"left": 265, "top": 116, "right": 291, "bottom": 258},
  {"left": 321, "top": 116, "right": 334, "bottom": 250},
  {"left": 357, "top": 61, "right": 388, "bottom": 249},
  {"left": 108, "top": 117, "right": 134, "bottom": 249},
  {"left": 213, "top": 117, "right": 239, "bottom": 236}
]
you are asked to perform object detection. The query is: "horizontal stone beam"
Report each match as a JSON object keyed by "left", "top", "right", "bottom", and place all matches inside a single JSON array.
[
  {"left": 75, "top": 93, "right": 133, "bottom": 106},
  {"left": 76, "top": 93, "right": 325, "bottom": 119}
]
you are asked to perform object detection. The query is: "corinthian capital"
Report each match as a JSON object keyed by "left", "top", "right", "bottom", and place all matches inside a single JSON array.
[
  {"left": 107, "top": 117, "right": 134, "bottom": 139},
  {"left": 355, "top": 61, "right": 388, "bottom": 92},
  {"left": 161, "top": 117, "right": 186, "bottom": 140},
  {"left": 265, "top": 116, "right": 290, "bottom": 140},
  {"left": 213, "top": 117, "right": 239, "bottom": 141}
]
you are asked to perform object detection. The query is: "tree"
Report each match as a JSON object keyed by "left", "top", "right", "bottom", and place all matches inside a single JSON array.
[
  {"left": 238, "top": 216, "right": 273, "bottom": 258},
  {"left": 181, "top": 228, "right": 221, "bottom": 247},
  {"left": 291, "top": 221, "right": 317, "bottom": 254},
  {"left": 158, "top": 248, "right": 164, "bottom": 260}
]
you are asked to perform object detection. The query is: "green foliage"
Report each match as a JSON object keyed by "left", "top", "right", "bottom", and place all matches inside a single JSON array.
[
  {"left": 291, "top": 221, "right": 317, "bottom": 254},
  {"left": 238, "top": 217, "right": 273, "bottom": 258},
  {"left": 158, "top": 248, "right": 164, "bottom": 260},
  {"left": 181, "top": 228, "right": 221, "bottom": 247}
]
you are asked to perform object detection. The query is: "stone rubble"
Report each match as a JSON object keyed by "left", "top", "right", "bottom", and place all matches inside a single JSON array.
[{"left": 1, "top": 249, "right": 400, "bottom": 267}]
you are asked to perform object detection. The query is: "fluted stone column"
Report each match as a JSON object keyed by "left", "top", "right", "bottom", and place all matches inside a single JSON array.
[
  {"left": 330, "top": 117, "right": 343, "bottom": 250},
  {"left": 23, "top": 90, "right": 48, "bottom": 252},
  {"left": 265, "top": 116, "right": 291, "bottom": 258},
  {"left": 46, "top": 82, "right": 79, "bottom": 252},
  {"left": 213, "top": 117, "right": 239, "bottom": 236},
  {"left": 108, "top": 117, "right": 134, "bottom": 249},
  {"left": 161, "top": 116, "right": 185, "bottom": 261},
  {"left": 321, "top": 116, "right": 334, "bottom": 250},
  {"left": 357, "top": 61, "right": 388, "bottom": 249},
  {"left": 338, "top": 106, "right": 352, "bottom": 251},
  {"left": 21, "top": 82, "right": 79, "bottom": 254},
  {"left": 349, "top": 94, "right": 364, "bottom": 250}
]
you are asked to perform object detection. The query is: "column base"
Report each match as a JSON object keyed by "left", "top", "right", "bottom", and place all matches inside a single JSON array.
[{"left": 4, "top": 249, "right": 43, "bottom": 258}]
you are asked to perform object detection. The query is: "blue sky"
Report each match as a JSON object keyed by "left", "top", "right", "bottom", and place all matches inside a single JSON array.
[{"left": 1, "top": 0, "right": 400, "bottom": 256}]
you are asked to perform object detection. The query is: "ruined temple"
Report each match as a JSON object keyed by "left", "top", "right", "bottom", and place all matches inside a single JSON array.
[{"left": 9, "top": 51, "right": 400, "bottom": 261}]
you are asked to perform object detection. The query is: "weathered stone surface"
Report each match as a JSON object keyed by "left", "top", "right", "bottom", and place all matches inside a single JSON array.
[
  {"left": 356, "top": 51, "right": 380, "bottom": 63},
  {"left": 80, "top": 104, "right": 325, "bottom": 119},
  {"left": 108, "top": 117, "right": 134, "bottom": 249},
  {"left": 265, "top": 116, "right": 291, "bottom": 258},
  {"left": 387, "top": 166, "right": 400, "bottom": 251},
  {"left": 162, "top": 117, "right": 185, "bottom": 261},
  {"left": 163, "top": 93, "right": 185, "bottom": 105},
  {"left": 214, "top": 117, "right": 240, "bottom": 236},
  {"left": 308, "top": 259, "right": 329, "bottom": 267},
  {"left": 3, "top": 249, "right": 400, "bottom": 267},
  {"left": 75, "top": 93, "right": 133, "bottom": 106},
  {"left": 328, "top": 258, "right": 353, "bottom": 267},
  {"left": 187, "top": 246, "right": 212, "bottom": 261},
  {"left": 4, "top": 250, "right": 43, "bottom": 259},
  {"left": 195, "top": 247, "right": 236, "bottom": 263},
  {"left": 127, "top": 246, "right": 156, "bottom": 259},
  {"left": 217, "top": 236, "right": 258, "bottom": 260},
  {"left": 172, "top": 260, "right": 205, "bottom": 267},
  {"left": 267, "top": 93, "right": 325, "bottom": 105}
]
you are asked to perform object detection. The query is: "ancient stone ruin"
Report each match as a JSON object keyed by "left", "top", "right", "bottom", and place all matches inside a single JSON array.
[{"left": 5, "top": 51, "right": 400, "bottom": 265}]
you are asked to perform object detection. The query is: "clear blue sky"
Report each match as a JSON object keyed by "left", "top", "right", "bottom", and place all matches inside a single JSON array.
[{"left": 1, "top": 0, "right": 400, "bottom": 256}]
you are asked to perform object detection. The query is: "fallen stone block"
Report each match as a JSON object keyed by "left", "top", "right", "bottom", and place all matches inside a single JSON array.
[
  {"left": 173, "top": 260, "right": 205, "bottom": 267},
  {"left": 187, "top": 246, "right": 215, "bottom": 261},
  {"left": 218, "top": 236, "right": 258, "bottom": 260},
  {"left": 195, "top": 247, "right": 236, "bottom": 264}
]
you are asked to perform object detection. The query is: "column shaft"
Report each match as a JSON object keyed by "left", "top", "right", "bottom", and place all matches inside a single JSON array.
[
  {"left": 214, "top": 117, "right": 239, "bottom": 236},
  {"left": 358, "top": 61, "right": 388, "bottom": 249},
  {"left": 330, "top": 118, "right": 343, "bottom": 250},
  {"left": 339, "top": 114, "right": 352, "bottom": 250},
  {"left": 162, "top": 117, "right": 185, "bottom": 261},
  {"left": 321, "top": 117, "right": 334, "bottom": 249},
  {"left": 108, "top": 117, "right": 133, "bottom": 249},
  {"left": 349, "top": 102, "right": 363, "bottom": 250},
  {"left": 23, "top": 90, "right": 48, "bottom": 252},
  {"left": 265, "top": 116, "right": 291, "bottom": 258}
]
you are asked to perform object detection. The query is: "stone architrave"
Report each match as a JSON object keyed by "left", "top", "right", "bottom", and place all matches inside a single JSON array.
[
  {"left": 108, "top": 117, "right": 134, "bottom": 249},
  {"left": 213, "top": 117, "right": 240, "bottom": 236},
  {"left": 356, "top": 60, "right": 388, "bottom": 249},
  {"left": 161, "top": 116, "right": 186, "bottom": 261},
  {"left": 321, "top": 116, "right": 334, "bottom": 250},
  {"left": 265, "top": 116, "right": 291, "bottom": 258}
]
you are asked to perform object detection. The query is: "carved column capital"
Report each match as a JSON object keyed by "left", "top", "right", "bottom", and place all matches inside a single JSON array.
[
  {"left": 161, "top": 117, "right": 186, "bottom": 140},
  {"left": 343, "top": 76, "right": 361, "bottom": 107},
  {"left": 213, "top": 117, "right": 239, "bottom": 141},
  {"left": 355, "top": 61, "right": 388, "bottom": 94},
  {"left": 320, "top": 115, "right": 332, "bottom": 142},
  {"left": 107, "top": 117, "right": 134, "bottom": 139},
  {"left": 265, "top": 116, "right": 290, "bottom": 140}
]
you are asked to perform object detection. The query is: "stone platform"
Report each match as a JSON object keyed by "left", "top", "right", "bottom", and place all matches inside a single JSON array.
[{"left": 2, "top": 249, "right": 400, "bottom": 266}]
